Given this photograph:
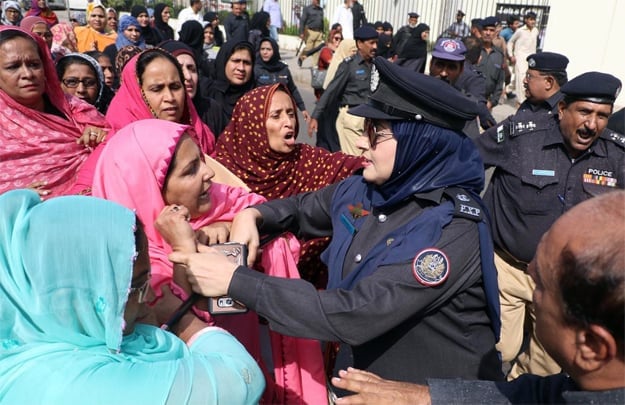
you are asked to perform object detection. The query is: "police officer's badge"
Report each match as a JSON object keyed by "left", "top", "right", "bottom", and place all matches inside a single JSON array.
[
  {"left": 527, "top": 57, "right": 536, "bottom": 68},
  {"left": 412, "top": 248, "right": 449, "bottom": 286},
  {"left": 370, "top": 65, "right": 379, "bottom": 92}
]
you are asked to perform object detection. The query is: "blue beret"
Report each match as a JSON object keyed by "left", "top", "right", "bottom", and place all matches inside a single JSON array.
[
  {"left": 561, "top": 72, "right": 622, "bottom": 104},
  {"left": 354, "top": 26, "right": 378, "bottom": 40},
  {"left": 526, "top": 52, "right": 568, "bottom": 73},
  {"left": 431, "top": 38, "right": 466, "bottom": 61},
  {"left": 349, "top": 57, "right": 478, "bottom": 130},
  {"left": 482, "top": 16, "right": 499, "bottom": 27},
  {"left": 408, "top": 12, "right": 419, "bottom": 18}
]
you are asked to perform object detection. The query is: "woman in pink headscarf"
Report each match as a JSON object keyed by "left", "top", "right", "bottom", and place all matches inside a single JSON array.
[
  {"left": 0, "top": 26, "right": 108, "bottom": 198},
  {"left": 106, "top": 48, "right": 215, "bottom": 154},
  {"left": 92, "top": 119, "right": 327, "bottom": 405}
]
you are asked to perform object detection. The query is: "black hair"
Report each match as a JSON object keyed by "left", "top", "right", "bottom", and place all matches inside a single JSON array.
[
  {"left": 0, "top": 29, "right": 41, "bottom": 57},
  {"left": 548, "top": 71, "right": 568, "bottom": 87},
  {"left": 136, "top": 48, "right": 184, "bottom": 86},
  {"left": 506, "top": 15, "right": 520, "bottom": 25},
  {"left": 463, "top": 36, "right": 482, "bottom": 65}
]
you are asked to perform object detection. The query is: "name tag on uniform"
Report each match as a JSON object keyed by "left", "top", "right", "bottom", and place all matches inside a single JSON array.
[{"left": 532, "top": 169, "right": 555, "bottom": 177}]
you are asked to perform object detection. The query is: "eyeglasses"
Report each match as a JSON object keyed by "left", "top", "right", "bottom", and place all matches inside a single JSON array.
[
  {"left": 365, "top": 119, "right": 394, "bottom": 148},
  {"left": 129, "top": 277, "right": 151, "bottom": 304},
  {"left": 5, "top": 9, "right": 19, "bottom": 14},
  {"left": 62, "top": 77, "right": 98, "bottom": 88}
]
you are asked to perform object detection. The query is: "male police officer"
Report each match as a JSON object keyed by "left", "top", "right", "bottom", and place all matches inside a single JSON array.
[
  {"left": 309, "top": 25, "right": 378, "bottom": 155},
  {"left": 475, "top": 71, "right": 624, "bottom": 380},
  {"left": 429, "top": 37, "right": 495, "bottom": 133}
]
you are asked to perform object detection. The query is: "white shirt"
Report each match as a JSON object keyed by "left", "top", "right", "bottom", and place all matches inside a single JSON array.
[
  {"left": 176, "top": 6, "right": 203, "bottom": 38},
  {"left": 263, "top": 0, "right": 282, "bottom": 29},
  {"left": 333, "top": 4, "right": 353, "bottom": 39}
]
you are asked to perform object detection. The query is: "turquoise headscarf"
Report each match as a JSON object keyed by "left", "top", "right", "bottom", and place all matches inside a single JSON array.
[{"left": 0, "top": 190, "right": 264, "bottom": 404}]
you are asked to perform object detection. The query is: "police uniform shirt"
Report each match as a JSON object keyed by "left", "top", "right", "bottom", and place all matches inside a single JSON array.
[
  {"left": 312, "top": 53, "right": 372, "bottom": 120},
  {"left": 476, "top": 119, "right": 625, "bottom": 264},
  {"left": 227, "top": 182, "right": 501, "bottom": 384},
  {"left": 455, "top": 63, "right": 496, "bottom": 130},
  {"left": 300, "top": 3, "right": 324, "bottom": 33},
  {"left": 224, "top": 12, "right": 249, "bottom": 43},
  {"left": 254, "top": 64, "right": 307, "bottom": 111},
  {"left": 517, "top": 90, "right": 563, "bottom": 116},
  {"left": 476, "top": 46, "right": 505, "bottom": 106}
]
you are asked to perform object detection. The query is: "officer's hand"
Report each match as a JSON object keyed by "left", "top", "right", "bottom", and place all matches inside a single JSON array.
[
  {"left": 332, "top": 368, "right": 432, "bottom": 405},
  {"left": 168, "top": 248, "right": 236, "bottom": 297},
  {"left": 229, "top": 208, "right": 263, "bottom": 266},
  {"left": 308, "top": 118, "right": 318, "bottom": 138}
]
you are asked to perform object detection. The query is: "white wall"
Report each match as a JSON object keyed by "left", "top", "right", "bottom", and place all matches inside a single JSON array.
[{"left": 530, "top": 0, "right": 625, "bottom": 108}]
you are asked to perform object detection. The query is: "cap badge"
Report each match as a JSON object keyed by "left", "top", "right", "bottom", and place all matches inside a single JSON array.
[
  {"left": 412, "top": 248, "right": 450, "bottom": 286},
  {"left": 370, "top": 65, "right": 379, "bottom": 92},
  {"left": 615, "top": 85, "right": 622, "bottom": 99},
  {"left": 528, "top": 57, "right": 536, "bottom": 68},
  {"left": 441, "top": 39, "right": 459, "bottom": 53}
]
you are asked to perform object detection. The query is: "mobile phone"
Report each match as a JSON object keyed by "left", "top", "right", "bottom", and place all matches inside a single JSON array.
[{"left": 208, "top": 242, "right": 249, "bottom": 315}]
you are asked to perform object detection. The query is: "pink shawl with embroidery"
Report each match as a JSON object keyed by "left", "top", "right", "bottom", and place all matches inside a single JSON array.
[
  {"left": 92, "top": 119, "right": 326, "bottom": 405},
  {"left": 0, "top": 26, "right": 108, "bottom": 197},
  {"left": 105, "top": 49, "right": 215, "bottom": 156}
]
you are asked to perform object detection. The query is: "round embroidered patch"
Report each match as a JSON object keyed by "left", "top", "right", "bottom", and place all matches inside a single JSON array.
[{"left": 412, "top": 248, "right": 450, "bottom": 286}]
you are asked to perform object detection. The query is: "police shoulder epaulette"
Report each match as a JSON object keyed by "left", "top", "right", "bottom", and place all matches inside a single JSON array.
[
  {"left": 343, "top": 56, "right": 353, "bottom": 63},
  {"left": 443, "top": 187, "right": 483, "bottom": 222},
  {"left": 603, "top": 130, "right": 625, "bottom": 148}
]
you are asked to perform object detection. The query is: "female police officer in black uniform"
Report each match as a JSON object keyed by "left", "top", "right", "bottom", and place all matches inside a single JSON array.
[{"left": 171, "top": 57, "right": 503, "bottom": 385}]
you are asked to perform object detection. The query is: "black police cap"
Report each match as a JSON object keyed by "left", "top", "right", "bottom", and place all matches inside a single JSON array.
[
  {"left": 408, "top": 12, "right": 419, "bottom": 18},
  {"left": 526, "top": 52, "right": 569, "bottom": 73},
  {"left": 354, "top": 26, "right": 378, "bottom": 40},
  {"left": 349, "top": 57, "right": 479, "bottom": 131},
  {"left": 481, "top": 16, "right": 499, "bottom": 27},
  {"left": 471, "top": 18, "right": 483, "bottom": 28},
  {"left": 560, "top": 72, "right": 622, "bottom": 104}
]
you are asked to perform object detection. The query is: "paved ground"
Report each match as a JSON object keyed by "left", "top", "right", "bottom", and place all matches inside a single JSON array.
[{"left": 280, "top": 47, "right": 518, "bottom": 146}]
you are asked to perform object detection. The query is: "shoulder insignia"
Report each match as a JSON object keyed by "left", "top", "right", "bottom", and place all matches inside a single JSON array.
[
  {"left": 443, "top": 187, "right": 484, "bottom": 222},
  {"left": 343, "top": 56, "right": 353, "bottom": 63},
  {"left": 508, "top": 118, "right": 550, "bottom": 137},
  {"left": 604, "top": 130, "right": 625, "bottom": 147},
  {"left": 412, "top": 248, "right": 450, "bottom": 287}
]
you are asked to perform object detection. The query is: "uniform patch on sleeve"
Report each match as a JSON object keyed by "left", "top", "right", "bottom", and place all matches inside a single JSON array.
[{"left": 412, "top": 248, "right": 450, "bottom": 286}]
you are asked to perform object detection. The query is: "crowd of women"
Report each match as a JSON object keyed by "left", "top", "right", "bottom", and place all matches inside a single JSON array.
[
  {"left": 0, "top": 2, "right": 368, "bottom": 401},
  {"left": 0, "top": 2, "right": 552, "bottom": 403}
]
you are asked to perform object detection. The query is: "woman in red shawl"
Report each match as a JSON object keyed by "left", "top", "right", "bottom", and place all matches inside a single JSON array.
[
  {"left": 0, "top": 26, "right": 108, "bottom": 198},
  {"left": 24, "top": 0, "right": 58, "bottom": 27},
  {"left": 216, "top": 83, "right": 364, "bottom": 287}
]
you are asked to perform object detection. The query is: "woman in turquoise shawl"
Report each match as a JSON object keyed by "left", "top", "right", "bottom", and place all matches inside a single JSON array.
[{"left": 0, "top": 189, "right": 264, "bottom": 404}]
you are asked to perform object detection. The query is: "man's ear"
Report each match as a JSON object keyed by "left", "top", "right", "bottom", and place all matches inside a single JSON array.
[
  {"left": 544, "top": 75, "right": 556, "bottom": 91},
  {"left": 574, "top": 324, "right": 618, "bottom": 371}
]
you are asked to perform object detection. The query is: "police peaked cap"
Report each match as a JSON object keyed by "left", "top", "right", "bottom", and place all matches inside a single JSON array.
[
  {"left": 349, "top": 57, "right": 479, "bottom": 130},
  {"left": 481, "top": 16, "right": 499, "bottom": 27},
  {"left": 561, "top": 72, "right": 622, "bottom": 104},
  {"left": 354, "top": 26, "right": 378, "bottom": 40},
  {"left": 526, "top": 52, "right": 569, "bottom": 73}
]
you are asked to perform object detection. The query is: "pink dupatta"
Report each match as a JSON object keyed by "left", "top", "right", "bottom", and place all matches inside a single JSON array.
[
  {"left": 0, "top": 26, "right": 108, "bottom": 197},
  {"left": 105, "top": 49, "right": 215, "bottom": 156},
  {"left": 92, "top": 119, "right": 326, "bottom": 405}
]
